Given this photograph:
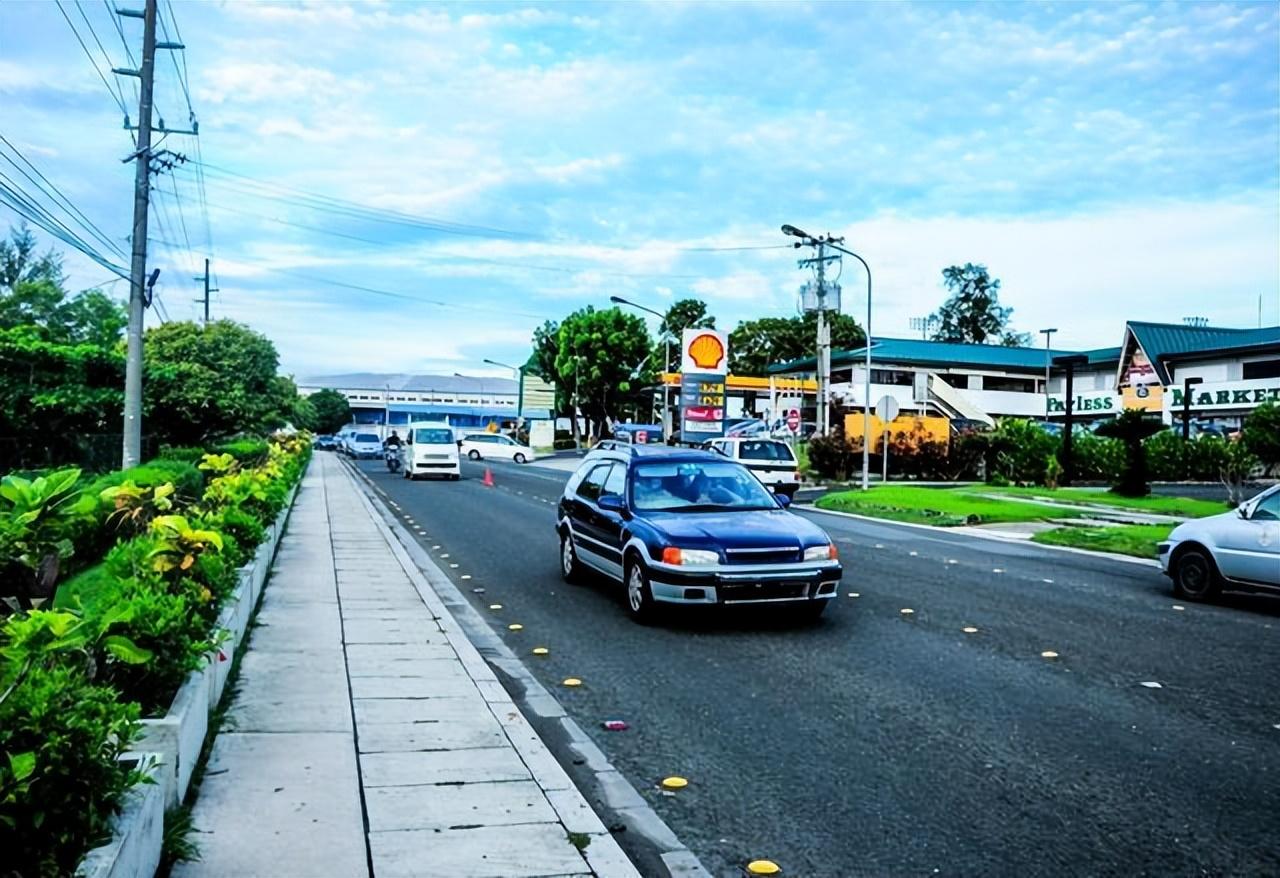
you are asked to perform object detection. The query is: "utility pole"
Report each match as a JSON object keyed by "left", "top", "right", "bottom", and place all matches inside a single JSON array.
[
  {"left": 796, "top": 244, "right": 839, "bottom": 436},
  {"left": 195, "top": 257, "right": 217, "bottom": 325},
  {"left": 119, "top": 0, "right": 158, "bottom": 469}
]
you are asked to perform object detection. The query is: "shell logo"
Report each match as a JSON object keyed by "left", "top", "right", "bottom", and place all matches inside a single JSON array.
[{"left": 687, "top": 332, "right": 725, "bottom": 371}]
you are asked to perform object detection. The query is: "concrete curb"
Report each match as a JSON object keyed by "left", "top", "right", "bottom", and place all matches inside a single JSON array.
[
  {"left": 343, "top": 462, "right": 711, "bottom": 878},
  {"left": 75, "top": 756, "right": 165, "bottom": 878},
  {"left": 803, "top": 504, "right": 1164, "bottom": 568}
]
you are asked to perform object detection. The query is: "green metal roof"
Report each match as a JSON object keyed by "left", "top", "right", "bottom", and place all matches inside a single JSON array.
[
  {"left": 769, "top": 337, "right": 1082, "bottom": 374},
  {"left": 1126, "top": 322, "right": 1280, "bottom": 383}
]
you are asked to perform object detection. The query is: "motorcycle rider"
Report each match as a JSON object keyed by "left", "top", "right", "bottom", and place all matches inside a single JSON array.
[{"left": 383, "top": 430, "right": 404, "bottom": 471}]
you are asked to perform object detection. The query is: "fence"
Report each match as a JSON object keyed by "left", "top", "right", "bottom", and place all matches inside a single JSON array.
[{"left": 0, "top": 434, "right": 158, "bottom": 476}]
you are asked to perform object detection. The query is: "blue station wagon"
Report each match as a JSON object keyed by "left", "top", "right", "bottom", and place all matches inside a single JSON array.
[{"left": 556, "top": 446, "right": 842, "bottom": 622}]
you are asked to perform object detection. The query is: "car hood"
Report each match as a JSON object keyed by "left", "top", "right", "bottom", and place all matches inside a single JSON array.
[{"left": 640, "top": 509, "right": 829, "bottom": 549}]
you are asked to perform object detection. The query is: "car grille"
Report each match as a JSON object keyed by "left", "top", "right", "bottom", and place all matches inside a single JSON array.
[
  {"left": 723, "top": 546, "right": 800, "bottom": 565},
  {"left": 719, "top": 580, "right": 810, "bottom": 602}
]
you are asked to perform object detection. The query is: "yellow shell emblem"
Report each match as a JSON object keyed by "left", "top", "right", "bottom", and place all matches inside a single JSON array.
[{"left": 687, "top": 333, "right": 725, "bottom": 371}]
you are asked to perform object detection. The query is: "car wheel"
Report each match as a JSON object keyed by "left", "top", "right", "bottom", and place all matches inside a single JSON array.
[
  {"left": 560, "top": 531, "right": 583, "bottom": 583},
  {"left": 467, "top": 449, "right": 482, "bottom": 461},
  {"left": 450, "top": 473, "right": 461, "bottom": 481},
  {"left": 624, "top": 557, "right": 657, "bottom": 624},
  {"left": 1172, "top": 547, "right": 1221, "bottom": 601},
  {"left": 514, "top": 452, "right": 527, "bottom": 464}
]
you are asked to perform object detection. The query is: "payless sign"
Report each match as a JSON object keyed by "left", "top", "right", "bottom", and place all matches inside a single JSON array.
[{"left": 680, "top": 328, "right": 729, "bottom": 437}]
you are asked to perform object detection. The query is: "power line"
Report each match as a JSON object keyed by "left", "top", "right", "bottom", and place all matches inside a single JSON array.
[
  {"left": 54, "top": 0, "right": 130, "bottom": 117},
  {"left": 0, "top": 132, "right": 127, "bottom": 259},
  {"left": 72, "top": 0, "right": 132, "bottom": 113},
  {"left": 0, "top": 175, "right": 128, "bottom": 278},
  {"left": 157, "top": 0, "right": 193, "bottom": 120}
]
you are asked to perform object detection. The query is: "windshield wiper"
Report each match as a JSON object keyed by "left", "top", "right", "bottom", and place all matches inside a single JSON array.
[{"left": 669, "top": 503, "right": 772, "bottom": 512}]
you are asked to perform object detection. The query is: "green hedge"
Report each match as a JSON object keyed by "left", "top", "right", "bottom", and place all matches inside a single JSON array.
[
  {"left": 212, "top": 438, "right": 270, "bottom": 466},
  {"left": 0, "top": 432, "right": 312, "bottom": 874}
]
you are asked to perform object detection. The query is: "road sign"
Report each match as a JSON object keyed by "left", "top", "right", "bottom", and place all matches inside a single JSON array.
[
  {"left": 786, "top": 409, "right": 801, "bottom": 433},
  {"left": 875, "top": 395, "right": 900, "bottom": 423}
]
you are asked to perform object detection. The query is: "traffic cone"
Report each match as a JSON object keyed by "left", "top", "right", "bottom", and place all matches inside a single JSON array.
[{"left": 482, "top": 467, "right": 494, "bottom": 488}]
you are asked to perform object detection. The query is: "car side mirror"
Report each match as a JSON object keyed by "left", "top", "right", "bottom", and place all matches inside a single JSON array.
[
  {"left": 776, "top": 494, "right": 792, "bottom": 508},
  {"left": 457, "top": 440, "right": 463, "bottom": 448},
  {"left": 598, "top": 494, "right": 627, "bottom": 514}
]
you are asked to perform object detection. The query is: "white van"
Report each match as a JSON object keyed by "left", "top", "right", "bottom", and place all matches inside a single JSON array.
[{"left": 403, "top": 423, "right": 461, "bottom": 481}]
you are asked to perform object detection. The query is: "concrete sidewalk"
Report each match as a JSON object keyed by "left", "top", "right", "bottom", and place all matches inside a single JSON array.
[{"left": 177, "top": 454, "right": 637, "bottom": 878}]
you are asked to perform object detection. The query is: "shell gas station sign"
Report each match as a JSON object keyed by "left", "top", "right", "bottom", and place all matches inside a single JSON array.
[{"left": 680, "top": 329, "right": 729, "bottom": 438}]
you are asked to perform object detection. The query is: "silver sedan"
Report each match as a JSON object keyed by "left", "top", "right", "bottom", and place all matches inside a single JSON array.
[{"left": 1159, "top": 485, "right": 1280, "bottom": 600}]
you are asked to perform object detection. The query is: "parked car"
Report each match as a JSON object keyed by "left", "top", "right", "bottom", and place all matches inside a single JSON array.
[
  {"left": 459, "top": 432, "right": 536, "bottom": 464},
  {"left": 703, "top": 437, "right": 802, "bottom": 499},
  {"left": 403, "top": 423, "right": 460, "bottom": 480},
  {"left": 556, "top": 446, "right": 841, "bottom": 623},
  {"left": 1159, "top": 484, "right": 1280, "bottom": 600},
  {"left": 313, "top": 434, "right": 338, "bottom": 451},
  {"left": 348, "top": 432, "right": 383, "bottom": 460},
  {"left": 612, "top": 424, "right": 664, "bottom": 445}
]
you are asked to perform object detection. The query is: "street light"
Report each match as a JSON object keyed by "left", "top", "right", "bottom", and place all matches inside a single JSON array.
[
  {"left": 1040, "top": 328, "right": 1058, "bottom": 419},
  {"left": 1181, "top": 376, "right": 1204, "bottom": 443},
  {"left": 782, "top": 224, "right": 874, "bottom": 491},
  {"left": 1053, "top": 354, "right": 1089, "bottom": 486},
  {"left": 483, "top": 358, "right": 525, "bottom": 424},
  {"left": 610, "top": 295, "right": 672, "bottom": 438}
]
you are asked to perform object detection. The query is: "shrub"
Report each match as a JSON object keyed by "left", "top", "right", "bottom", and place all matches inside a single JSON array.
[
  {"left": 1095, "top": 410, "right": 1164, "bottom": 496},
  {"left": 0, "top": 615, "right": 143, "bottom": 877},
  {"left": 202, "top": 505, "right": 264, "bottom": 568},
  {"left": 212, "top": 438, "right": 270, "bottom": 466},
  {"left": 988, "top": 419, "right": 1056, "bottom": 485},
  {"left": 1145, "top": 430, "right": 1230, "bottom": 481},
  {"left": 156, "top": 446, "right": 207, "bottom": 464},
  {"left": 1068, "top": 432, "right": 1124, "bottom": 483},
  {"left": 807, "top": 422, "right": 860, "bottom": 481},
  {"left": 85, "top": 460, "right": 203, "bottom": 506},
  {"left": 1241, "top": 402, "right": 1280, "bottom": 476},
  {"left": 0, "top": 468, "right": 96, "bottom": 611}
]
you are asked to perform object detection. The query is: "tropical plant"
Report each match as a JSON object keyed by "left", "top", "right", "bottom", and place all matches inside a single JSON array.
[
  {"left": 807, "top": 421, "right": 861, "bottom": 481},
  {"left": 1095, "top": 410, "right": 1165, "bottom": 496},
  {"left": 930, "top": 263, "right": 1030, "bottom": 347},
  {"left": 1220, "top": 439, "right": 1260, "bottom": 507},
  {"left": 147, "top": 515, "right": 223, "bottom": 575},
  {"left": 728, "top": 311, "right": 865, "bottom": 376},
  {"left": 0, "top": 468, "right": 95, "bottom": 612},
  {"left": 100, "top": 481, "right": 176, "bottom": 537},
  {"left": 1240, "top": 401, "right": 1280, "bottom": 476},
  {"left": 988, "top": 419, "right": 1057, "bottom": 485}
]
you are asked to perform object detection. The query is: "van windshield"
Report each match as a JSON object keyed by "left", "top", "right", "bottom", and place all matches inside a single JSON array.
[{"left": 414, "top": 428, "right": 454, "bottom": 444}]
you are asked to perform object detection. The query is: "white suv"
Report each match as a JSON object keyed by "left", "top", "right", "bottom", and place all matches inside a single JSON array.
[
  {"left": 704, "top": 437, "right": 801, "bottom": 499},
  {"left": 459, "top": 432, "right": 536, "bottom": 464}
]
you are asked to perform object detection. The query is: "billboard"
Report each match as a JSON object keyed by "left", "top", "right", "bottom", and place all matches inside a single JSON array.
[{"left": 680, "top": 329, "right": 729, "bottom": 439}]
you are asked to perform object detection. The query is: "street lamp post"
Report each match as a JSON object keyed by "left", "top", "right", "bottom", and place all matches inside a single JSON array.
[
  {"left": 610, "top": 296, "right": 671, "bottom": 439},
  {"left": 782, "top": 225, "right": 874, "bottom": 491},
  {"left": 1053, "top": 354, "right": 1088, "bottom": 486},
  {"left": 383, "top": 383, "right": 391, "bottom": 439},
  {"left": 1040, "top": 328, "right": 1057, "bottom": 420},
  {"left": 1181, "top": 376, "right": 1204, "bottom": 443},
  {"left": 483, "top": 358, "right": 525, "bottom": 425}
]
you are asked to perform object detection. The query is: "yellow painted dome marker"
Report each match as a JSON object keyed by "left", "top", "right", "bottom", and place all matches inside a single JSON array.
[
  {"left": 900, "top": 608, "right": 915, "bottom": 615},
  {"left": 660, "top": 776, "right": 688, "bottom": 791},
  {"left": 962, "top": 626, "right": 979, "bottom": 634},
  {"left": 1041, "top": 650, "right": 1059, "bottom": 659},
  {"left": 532, "top": 647, "right": 549, "bottom": 656},
  {"left": 747, "top": 860, "right": 782, "bottom": 876},
  {"left": 508, "top": 623, "right": 523, "bottom": 631},
  {"left": 489, "top": 604, "right": 502, "bottom": 610},
  {"left": 563, "top": 677, "right": 582, "bottom": 687},
  {"left": 847, "top": 592, "right": 860, "bottom": 598}
]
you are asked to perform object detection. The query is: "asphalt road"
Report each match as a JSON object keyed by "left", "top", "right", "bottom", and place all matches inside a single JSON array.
[{"left": 351, "top": 455, "right": 1280, "bottom": 878}]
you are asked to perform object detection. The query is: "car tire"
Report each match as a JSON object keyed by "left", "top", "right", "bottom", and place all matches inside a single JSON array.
[
  {"left": 560, "top": 531, "right": 584, "bottom": 584},
  {"left": 514, "top": 452, "right": 527, "bottom": 464},
  {"left": 623, "top": 556, "right": 657, "bottom": 624},
  {"left": 1172, "top": 547, "right": 1221, "bottom": 601},
  {"left": 450, "top": 473, "right": 461, "bottom": 481},
  {"left": 467, "top": 450, "right": 482, "bottom": 461}
]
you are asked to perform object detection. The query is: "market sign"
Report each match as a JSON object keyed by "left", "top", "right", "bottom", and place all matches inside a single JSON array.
[
  {"left": 1164, "top": 378, "right": 1280, "bottom": 413},
  {"left": 681, "top": 328, "right": 729, "bottom": 438}
]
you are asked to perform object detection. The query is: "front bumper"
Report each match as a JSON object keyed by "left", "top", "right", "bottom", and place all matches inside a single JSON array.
[
  {"left": 1157, "top": 541, "right": 1174, "bottom": 575},
  {"left": 648, "top": 561, "right": 842, "bottom": 605}
]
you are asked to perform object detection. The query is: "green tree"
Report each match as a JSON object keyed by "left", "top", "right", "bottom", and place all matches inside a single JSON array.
[
  {"left": 931, "top": 263, "right": 1030, "bottom": 347},
  {"left": 0, "top": 224, "right": 126, "bottom": 346},
  {"left": 553, "top": 307, "right": 652, "bottom": 441},
  {"left": 306, "top": 388, "right": 352, "bottom": 435},
  {"left": 1240, "top": 402, "right": 1280, "bottom": 476},
  {"left": 729, "top": 311, "right": 865, "bottom": 375},
  {"left": 142, "top": 320, "right": 287, "bottom": 446},
  {"left": 658, "top": 298, "right": 716, "bottom": 371}
]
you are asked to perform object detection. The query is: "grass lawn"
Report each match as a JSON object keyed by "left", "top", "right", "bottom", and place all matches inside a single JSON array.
[
  {"left": 1031, "top": 523, "right": 1176, "bottom": 558},
  {"left": 796, "top": 442, "right": 811, "bottom": 478},
  {"left": 971, "top": 485, "right": 1226, "bottom": 518},
  {"left": 815, "top": 485, "right": 1087, "bottom": 526}
]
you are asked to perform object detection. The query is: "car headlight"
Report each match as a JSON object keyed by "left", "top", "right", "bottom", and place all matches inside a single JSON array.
[
  {"left": 661, "top": 547, "right": 720, "bottom": 566},
  {"left": 804, "top": 544, "right": 838, "bottom": 562}
]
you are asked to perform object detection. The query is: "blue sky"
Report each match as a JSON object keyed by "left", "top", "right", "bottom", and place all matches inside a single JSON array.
[{"left": 2, "top": 0, "right": 1277, "bottom": 378}]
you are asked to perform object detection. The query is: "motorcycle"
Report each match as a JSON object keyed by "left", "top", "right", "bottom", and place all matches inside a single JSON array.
[{"left": 384, "top": 445, "right": 402, "bottom": 473}]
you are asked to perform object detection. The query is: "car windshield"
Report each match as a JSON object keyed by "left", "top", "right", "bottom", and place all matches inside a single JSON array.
[
  {"left": 739, "top": 440, "right": 795, "bottom": 462},
  {"left": 356, "top": 433, "right": 379, "bottom": 443},
  {"left": 413, "top": 428, "right": 453, "bottom": 444},
  {"left": 631, "top": 461, "right": 779, "bottom": 512}
]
